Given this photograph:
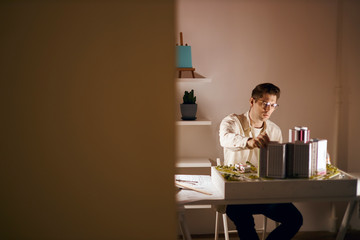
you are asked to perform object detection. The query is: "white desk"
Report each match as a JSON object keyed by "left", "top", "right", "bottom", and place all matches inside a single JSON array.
[{"left": 176, "top": 172, "right": 359, "bottom": 240}]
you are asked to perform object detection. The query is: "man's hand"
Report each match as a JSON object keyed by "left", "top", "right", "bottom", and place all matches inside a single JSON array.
[{"left": 246, "top": 132, "right": 270, "bottom": 149}]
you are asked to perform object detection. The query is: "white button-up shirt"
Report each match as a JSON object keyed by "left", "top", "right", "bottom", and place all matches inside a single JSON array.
[{"left": 219, "top": 111, "right": 283, "bottom": 167}]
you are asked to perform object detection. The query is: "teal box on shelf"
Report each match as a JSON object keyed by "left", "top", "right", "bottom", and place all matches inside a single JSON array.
[{"left": 176, "top": 45, "right": 192, "bottom": 68}]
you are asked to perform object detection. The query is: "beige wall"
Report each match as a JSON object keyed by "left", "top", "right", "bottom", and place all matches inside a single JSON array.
[
  {"left": 0, "top": 1, "right": 176, "bottom": 239},
  {"left": 176, "top": 0, "right": 360, "bottom": 232},
  {"left": 338, "top": 0, "right": 360, "bottom": 172}
]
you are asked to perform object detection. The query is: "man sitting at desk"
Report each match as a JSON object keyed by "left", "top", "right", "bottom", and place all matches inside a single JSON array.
[{"left": 219, "top": 83, "right": 303, "bottom": 240}]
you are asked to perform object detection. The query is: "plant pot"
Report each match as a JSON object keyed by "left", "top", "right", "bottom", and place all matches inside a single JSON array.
[{"left": 180, "top": 103, "right": 197, "bottom": 120}]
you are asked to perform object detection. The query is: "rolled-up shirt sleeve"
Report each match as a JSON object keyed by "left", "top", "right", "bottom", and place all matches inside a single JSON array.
[{"left": 219, "top": 116, "right": 249, "bottom": 150}]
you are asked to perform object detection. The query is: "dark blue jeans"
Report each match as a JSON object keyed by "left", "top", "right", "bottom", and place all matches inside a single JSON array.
[{"left": 226, "top": 203, "right": 303, "bottom": 240}]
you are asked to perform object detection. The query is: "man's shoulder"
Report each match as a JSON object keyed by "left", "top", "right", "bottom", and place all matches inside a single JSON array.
[
  {"left": 223, "top": 112, "right": 246, "bottom": 119},
  {"left": 222, "top": 113, "right": 237, "bottom": 120},
  {"left": 221, "top": 113, "right": 247, "bottom": 123},
  {"left": 221, "top": 113, "right": 250, "bottom": 130}
]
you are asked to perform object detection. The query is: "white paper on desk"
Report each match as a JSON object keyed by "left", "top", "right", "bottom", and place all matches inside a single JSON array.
[
  {"left": 175, "top": 175, "right": 223, "bottom": 205},
  {"left": 175, "top": 175, "right": 208, "bottom": 190}
]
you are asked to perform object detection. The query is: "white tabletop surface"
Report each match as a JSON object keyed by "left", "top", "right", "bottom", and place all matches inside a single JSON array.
[{"left": 176, "top": 173, "right": 359, "bottom": 206}]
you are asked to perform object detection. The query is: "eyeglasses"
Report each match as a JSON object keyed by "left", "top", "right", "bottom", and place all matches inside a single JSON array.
[{"left": 258, "top": 100, "right": 279, "bottom": 109}]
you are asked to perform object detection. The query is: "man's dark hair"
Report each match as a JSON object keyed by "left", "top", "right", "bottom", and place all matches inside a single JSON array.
[{"left": 251, "top": 83, "right": 280, "bottom": 100}]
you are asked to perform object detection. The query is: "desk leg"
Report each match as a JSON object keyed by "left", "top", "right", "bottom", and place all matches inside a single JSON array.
[
  {"left": 214, "top": 211, "right": 219, "bottom": 240},
  {"left": 336, "top": 200, "right": 356, "bottom": 240},
  {"left": 178, "top": 210, "right": 192, "bottom": 240}
]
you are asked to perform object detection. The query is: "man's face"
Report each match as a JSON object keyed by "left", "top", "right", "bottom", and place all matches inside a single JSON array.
[{"left": 250, "top": 93, "right": 278, "bottom": 122}]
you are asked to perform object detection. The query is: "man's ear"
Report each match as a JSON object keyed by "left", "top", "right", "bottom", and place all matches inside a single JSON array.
[{"left": 250, "top": 97, "right": 255, "bottom": 107}]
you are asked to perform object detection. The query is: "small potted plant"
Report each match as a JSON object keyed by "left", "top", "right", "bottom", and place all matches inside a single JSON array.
[{"left": 180, "top": 89, "right": 197, "bottom": 120}]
